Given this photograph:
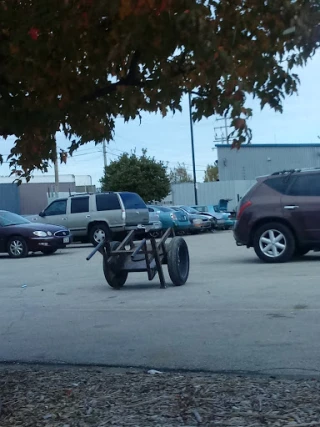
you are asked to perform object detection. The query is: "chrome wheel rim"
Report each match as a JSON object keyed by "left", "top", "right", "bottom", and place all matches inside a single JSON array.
[
  {"left": 10, "top": 240, "right": 24, "bottom": 256},
  {"left": 93, "top": 229, "right": 105, "bottom": 243},
  {"left": 259, "top": 229, "right": 286, "bottom": 258}
]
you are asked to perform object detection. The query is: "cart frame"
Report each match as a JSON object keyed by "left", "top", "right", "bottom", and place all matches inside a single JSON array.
[{"left": 86, "top": 228, "right": 189, "bottom": 289}]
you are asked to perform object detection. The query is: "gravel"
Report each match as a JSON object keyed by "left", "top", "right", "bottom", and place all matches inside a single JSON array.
[{"left": 1, "top": 365, "right": 320, "bottom": 426}]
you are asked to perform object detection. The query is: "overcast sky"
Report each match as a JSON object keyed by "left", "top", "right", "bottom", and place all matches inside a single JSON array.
[{"left": 1, "top": 52, "right": 319, "bottom": 186}]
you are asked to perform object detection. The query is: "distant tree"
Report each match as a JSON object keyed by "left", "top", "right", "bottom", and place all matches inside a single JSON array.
[
  {"left": 169, "top": 163, "right": 193, "bottom": 184},
  {"left": 204, "top": 164, "right": 219, "bottom": 182},
  {"left": 100, "top": 149, "right": 170, "bottom": 203}
]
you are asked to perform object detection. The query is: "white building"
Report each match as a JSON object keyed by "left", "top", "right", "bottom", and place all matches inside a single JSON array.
[{"left": 216, "top": 143, "right": 320, "bottom": 181}]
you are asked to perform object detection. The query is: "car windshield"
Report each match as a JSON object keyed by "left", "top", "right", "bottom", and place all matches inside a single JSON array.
[
  {"left": 0, "top": 211, "right": 31, "bottom": 227},
  {"left": 182, "top": 206, "right": 199, "bottom": 214},
  {"left": 193, "top": 206, "right": 207, "bottom": 212},
  {"left": 157, "top": 206, "right": 173, "bottom": 212}
]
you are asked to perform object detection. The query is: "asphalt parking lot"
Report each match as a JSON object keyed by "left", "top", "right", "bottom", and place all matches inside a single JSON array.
[{"left": 1, "top": 231, "right": 320, "bottom": 376}]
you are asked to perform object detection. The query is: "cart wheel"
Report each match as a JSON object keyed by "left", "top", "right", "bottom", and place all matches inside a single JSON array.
[
  {"left": 103, "top": 241, "right": 128, "bottom": 289},
  {"left": 167, "top": 237, "right": 189, "bottom": 286}
]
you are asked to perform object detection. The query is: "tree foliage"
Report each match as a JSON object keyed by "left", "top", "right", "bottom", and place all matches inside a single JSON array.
[
  {"left": 0, "top": 0, "right": 319, "bottom": 179},
  {"left": 169, "top": 163, "right": 193, "bottom": 184},
  {"left": 100, "top": 149, "right": 170, "bottom": 203},
  {"left": 204, "top": 164, "right": 219, "bottom": 182}
]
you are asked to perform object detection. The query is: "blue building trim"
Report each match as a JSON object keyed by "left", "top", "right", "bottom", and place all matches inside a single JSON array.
[{"left": 216, "top": 143, "right": 320, "bottom": 148}]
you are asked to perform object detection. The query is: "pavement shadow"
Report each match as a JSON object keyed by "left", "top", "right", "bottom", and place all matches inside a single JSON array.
[
  {"left": 116, "top": 283, "right": 169, "bottom": 292},
  {"left": 68, "top": 244, "right": 93, "bottom": 249},
  {"left": 0, "top": 251, "right": 66, "bottom": 260},
  {"left": 234, "top": 254, "right": 320, "bottom": 264}
]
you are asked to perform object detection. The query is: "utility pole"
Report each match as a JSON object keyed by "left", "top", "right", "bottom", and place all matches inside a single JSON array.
[
  {"left": 188, "top": 92, "right": 198, "bottom": 205},
  {"left": 102, "top": 140, "right": 107, "bottom": 170},
  {"left": 54, "top": 142, "right": 59, "bottom": 198},
  {"left": 214, "top": 116, "right": 230, "bottom": 144}
]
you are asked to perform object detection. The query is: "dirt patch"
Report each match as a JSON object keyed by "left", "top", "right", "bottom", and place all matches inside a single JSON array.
[{"left": 1, "top": 365, "right": 320, "bottom": 426}]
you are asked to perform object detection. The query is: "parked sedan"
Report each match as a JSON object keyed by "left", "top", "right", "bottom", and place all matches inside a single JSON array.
[
  {"left": 148, "top": 206, "right": 190, "bottom": 235},
  {"left": 191, "top": 205, "right": 235, "bottom": 230},
  {"left": 148, "top": 210, "right": 163, "bottom": 238},
  {"left": 172, "top": 206, "right": 213, "bottom": 233},
  {"left": 0, "top": 210, "right": 72, "bottom": 258}
]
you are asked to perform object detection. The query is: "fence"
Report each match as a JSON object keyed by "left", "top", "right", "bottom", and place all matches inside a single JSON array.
[
  {"left": 171, "top": 180, "right": 256, "bottom": 211},
  {"left": 0, "top": 184, "right": 20, "bottom": 213}
]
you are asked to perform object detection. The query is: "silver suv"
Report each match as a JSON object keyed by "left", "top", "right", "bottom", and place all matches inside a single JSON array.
[{"left": 26, "top": 192, "right": 150, "bottom": 245}]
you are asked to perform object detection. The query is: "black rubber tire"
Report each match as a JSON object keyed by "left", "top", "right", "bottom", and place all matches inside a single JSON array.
[
  {"left": 212, "top": 218, "right": 218, "bottom": 229},
  {"left": 7, "top": 236, "right": 28, "bottom": 258},
  {"left": 294, "top": 247, "right": 310, "bottom": 257},
  {"left": 167, "top": 237, "right": 190, "bottom": 286},
  {"left": 149, "top": 230, "right": 162, "bottom": 239},
  {"left": 89, "top": 223, "right": 111, "bottom": 247},
  {"left": 41, "top": 248, "right": 58, "bottom": 255},
  {"left": 103, "top": 241, "right": 128, "bottom": 289},
  {"left": 253, "top": 222, "right": 295, "bottom": 263}
]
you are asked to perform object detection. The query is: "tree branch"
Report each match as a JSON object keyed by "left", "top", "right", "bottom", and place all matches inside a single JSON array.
[
  {"left": 80, "top": 51, "right": 190, "bottom": 103},
  {"left": 81, "top": 50, "right": 142, "bottom": 103}
]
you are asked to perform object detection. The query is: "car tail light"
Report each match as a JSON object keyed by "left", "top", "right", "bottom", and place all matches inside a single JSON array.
[
  {"left": 170, "top": 213, "right": 177, "bottom": 220},
  {"left": 236, "top": 201, "right": 252, "bottom": 220}
]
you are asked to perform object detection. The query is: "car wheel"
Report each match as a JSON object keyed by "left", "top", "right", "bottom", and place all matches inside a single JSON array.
[
  {"left": 89, "top": 223, "right": 111, "bottom": 246},
  {"left": 41, "top": 248, "right": 58, "bottom": 255},
  {"left": 253, "top": 222, "right": 295, "bottom": 263},
  {"left": 7, "top": 236, "right": 28, "bottom": 258},
  {"left": 149, "top": 230, "right": 161, "bottom": 238}
]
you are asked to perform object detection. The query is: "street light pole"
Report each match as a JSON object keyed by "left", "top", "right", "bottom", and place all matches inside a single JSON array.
[{"left": 188, "top": 92, "right": 198, "bottom": 205}]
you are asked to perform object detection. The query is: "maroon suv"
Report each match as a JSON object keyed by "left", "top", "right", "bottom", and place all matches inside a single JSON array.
[{"left": 234, "top": 168, "right": 320, "bottom": 263}]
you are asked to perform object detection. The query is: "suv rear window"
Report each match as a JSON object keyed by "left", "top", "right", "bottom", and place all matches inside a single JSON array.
[
  {"left": 119, "top": 192, "right": 146, "bottom": 209},
  {"left": 264, "top": 177, "right": 289, "bottom": 194},
  {"left": 96, "top": 193, "right": 121, "bottom": 211}
]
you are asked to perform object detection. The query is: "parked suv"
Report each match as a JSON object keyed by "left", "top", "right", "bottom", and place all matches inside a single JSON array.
[
  {"left": 234, "top": 168, "right": 320, "bottom": 263},
  {"left": 26, "top": 192, "right": 150, "bottom": 245}
]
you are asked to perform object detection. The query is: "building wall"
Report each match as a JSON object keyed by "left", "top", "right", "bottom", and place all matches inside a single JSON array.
[
  {"left": 217, "top": 144, "right": 320, "bottom": 181},
  {"left": 0, "top": 184, "right": 20, "bottom": 213},
  {"left": 19, "top": 182, "right": 76, "bottom": 215},
  {"left": 171, "top": 180, "right": 256, "bottom": 211}
]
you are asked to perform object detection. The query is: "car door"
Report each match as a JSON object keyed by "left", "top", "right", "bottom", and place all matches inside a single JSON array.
[
  {"left": 69, "top": 196, "right": 90, "bottom": 237},
  {"left": 281, "top": 173, "right": 320, "bottom": 242},
  {"left": 35, "top": 199, "right": 68, "bottom": 227}
]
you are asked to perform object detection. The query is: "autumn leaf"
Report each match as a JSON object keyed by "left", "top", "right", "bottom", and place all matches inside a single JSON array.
[{"left": 28, "top": 27, "right": 39, "bottom": 40}]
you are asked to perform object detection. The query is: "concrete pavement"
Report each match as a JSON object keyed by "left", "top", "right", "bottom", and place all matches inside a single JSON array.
[{"left": 1, "top": 232, "right": 320, "bottom": 376}]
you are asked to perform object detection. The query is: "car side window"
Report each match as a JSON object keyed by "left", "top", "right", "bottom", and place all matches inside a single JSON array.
[
  {"left": 44, "top": 200, "right": 67, "bottom": 216},
  {"left": 96, "top": 194, "right": 121, "bottom": 211},
  {"left": 71, "top": 197, "right": 89, "bottom": 214},
  {"left": 287, "top": 174, "right": 320, "bottom": 197}
]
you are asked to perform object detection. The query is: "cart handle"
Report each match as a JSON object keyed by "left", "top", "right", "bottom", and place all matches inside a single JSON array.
[
  {"left": 131, "top": 238, "right": 146, "bottom": 260},
  {"left": 86, "top": 239, "right": 105, "bottom": 261}
]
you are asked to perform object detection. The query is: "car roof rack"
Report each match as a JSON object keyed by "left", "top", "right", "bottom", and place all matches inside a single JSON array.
[
  {"left": 271, "top": 167, "right": 320, "bottom": 176},
  {"left": 69, "top": 192, "right": 94, "bottom": 197},
  {"left": 69, "top": 191, "right": 115, "bottom": 197}
]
